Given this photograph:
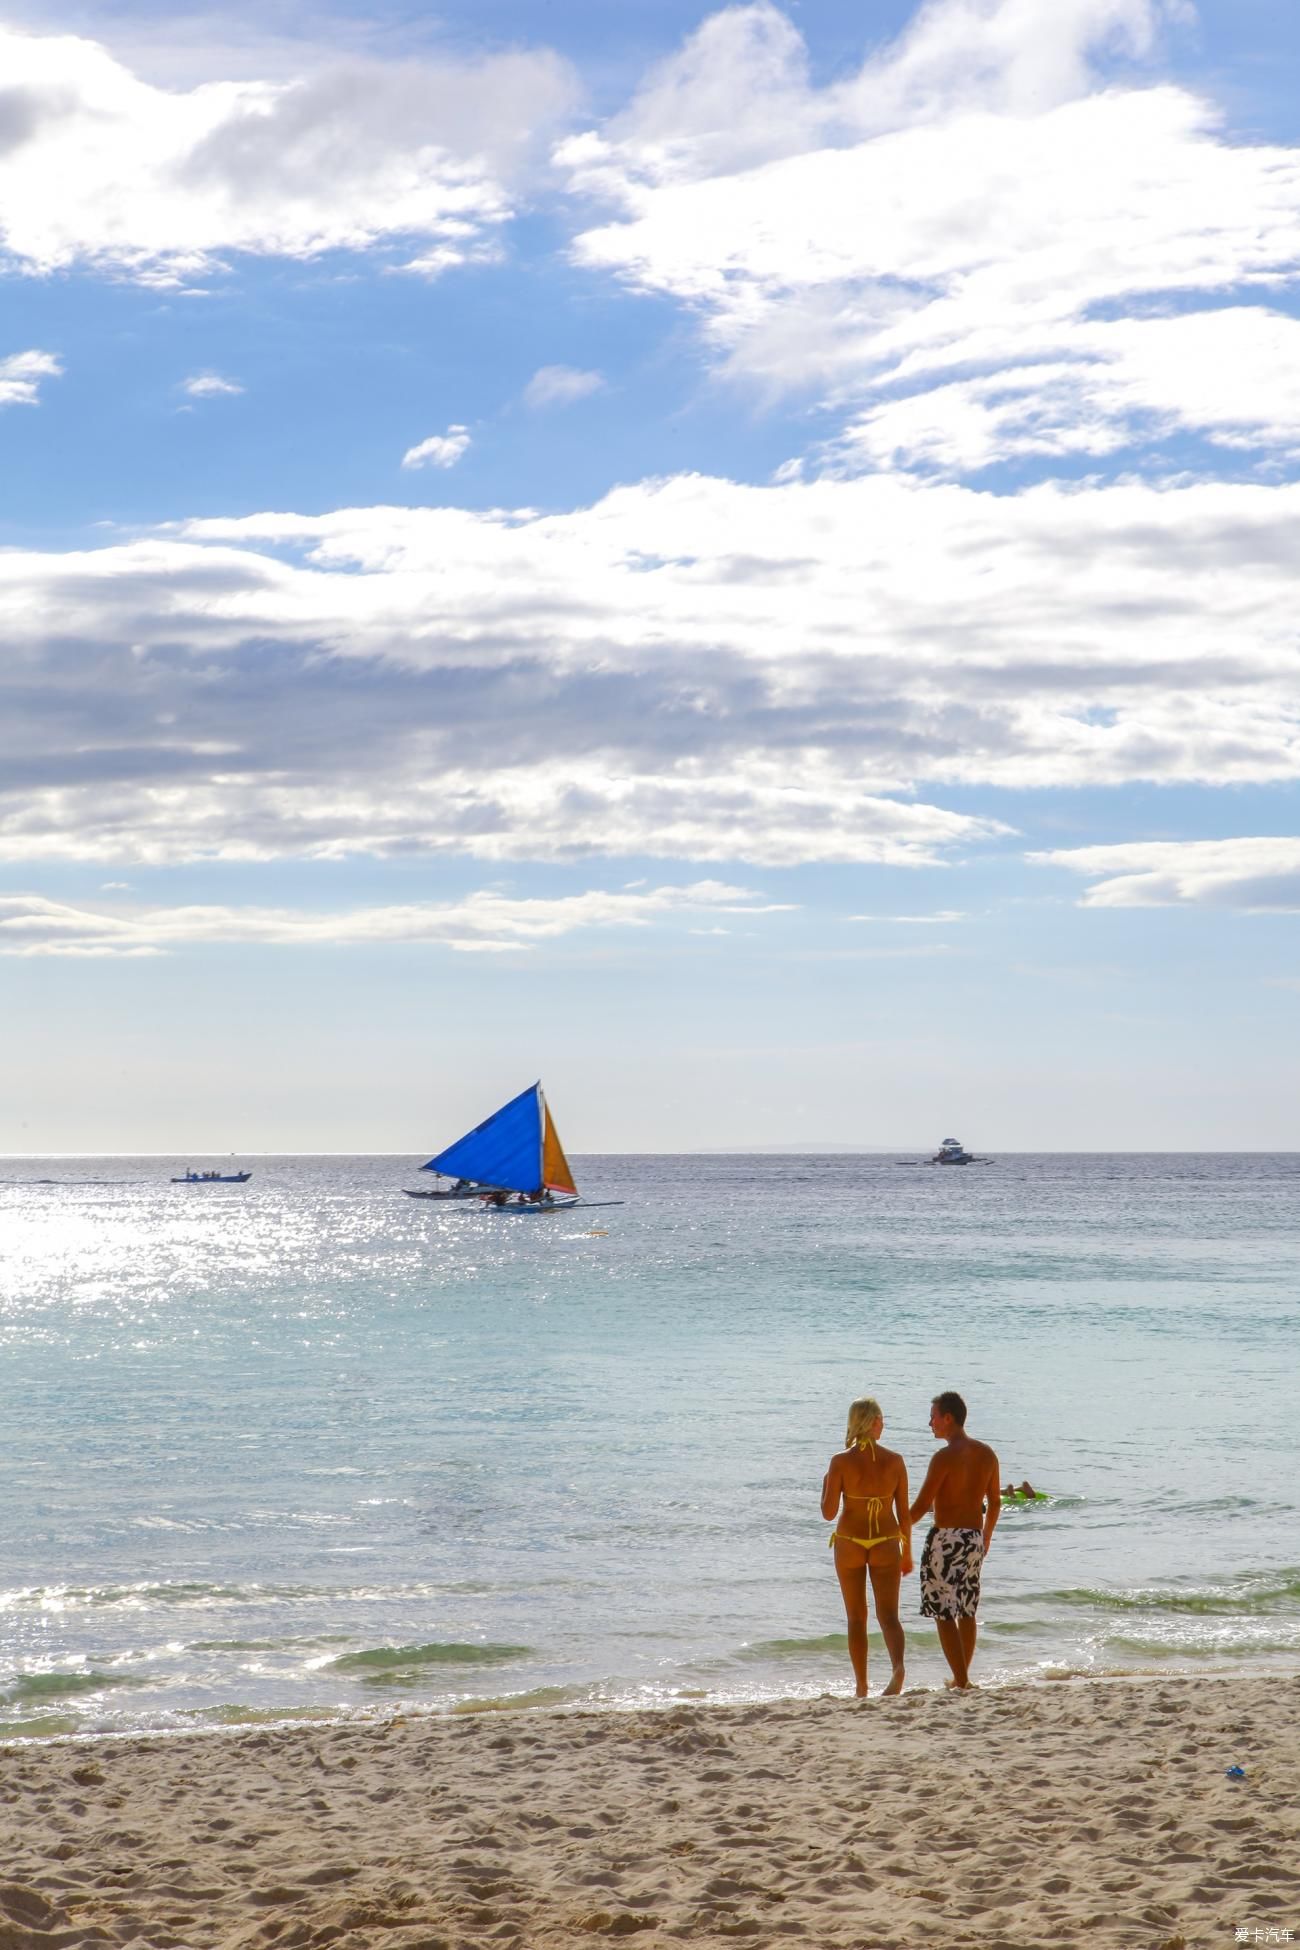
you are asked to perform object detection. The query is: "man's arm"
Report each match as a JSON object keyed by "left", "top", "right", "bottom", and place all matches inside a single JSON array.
[
  {"left": 909, "top": 1454, "right": 939, "bottom": 1527},
  {"left": 981, "top": 1449, "right": 1001, "bottom": 1554},
  {"left": 894, "top": 1459, "right": 914, "bottom": 1574},
  {"left": 820, "top": 1455, "right": 842, "bottom": 1522}
]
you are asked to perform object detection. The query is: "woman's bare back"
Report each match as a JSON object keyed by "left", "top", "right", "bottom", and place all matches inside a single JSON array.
[{"left": 823, "top": 1442, "right": 907, "bottom": 1554}]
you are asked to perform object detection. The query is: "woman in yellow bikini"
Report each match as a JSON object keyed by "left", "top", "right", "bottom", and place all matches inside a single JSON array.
[{"left": 821, "top": 1396, "right": 913, "bottom": 1698}]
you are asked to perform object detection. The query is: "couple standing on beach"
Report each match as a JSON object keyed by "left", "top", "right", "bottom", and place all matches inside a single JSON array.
[{"left": 821, "top": 1391, "right": 999, "bottom": 1697}]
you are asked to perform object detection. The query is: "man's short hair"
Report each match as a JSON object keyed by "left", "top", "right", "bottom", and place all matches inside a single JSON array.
[{"left": 932, "top": 1390, "right": 968, "bottom": 1427}]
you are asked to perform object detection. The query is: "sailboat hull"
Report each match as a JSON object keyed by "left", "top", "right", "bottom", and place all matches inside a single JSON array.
[{"left": 479, "top": 1199, "right": 624, "bottom": 1216}]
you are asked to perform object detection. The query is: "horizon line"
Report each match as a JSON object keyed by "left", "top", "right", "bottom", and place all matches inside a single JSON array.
[{"left": 2, "top": 1147, "right": 1297, "bottom": 1159}]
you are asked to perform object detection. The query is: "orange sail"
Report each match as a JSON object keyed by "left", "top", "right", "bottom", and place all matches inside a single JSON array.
[{"left": 540, "top": 1093, "right": 578, "bottom": 1194}]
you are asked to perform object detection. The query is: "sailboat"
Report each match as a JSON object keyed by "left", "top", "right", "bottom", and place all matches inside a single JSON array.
[{"left": 405, "top": 1082, "right": 621, "bottom": 1214}]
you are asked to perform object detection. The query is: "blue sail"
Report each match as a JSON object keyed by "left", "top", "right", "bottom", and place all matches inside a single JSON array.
[{"left": 422, "top": 1084, "right": 543, "bottom": 1193}]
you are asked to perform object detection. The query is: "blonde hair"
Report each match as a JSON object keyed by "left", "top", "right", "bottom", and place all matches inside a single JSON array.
[{"left": 845, "top": 1397, "right": 883, "bottom": 1451}]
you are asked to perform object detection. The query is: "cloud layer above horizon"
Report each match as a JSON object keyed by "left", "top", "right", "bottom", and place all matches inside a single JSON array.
[
  {"left": 0, "top": 880, "right": 788, "bottom": 957},
  {"left": 1, "top": 468, "right": 1297, "bottom": 871}
]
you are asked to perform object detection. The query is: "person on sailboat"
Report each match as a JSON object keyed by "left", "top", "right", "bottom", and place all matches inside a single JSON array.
[{"left": 821, "top": 1397, "right": 913, "bottom": 1698}]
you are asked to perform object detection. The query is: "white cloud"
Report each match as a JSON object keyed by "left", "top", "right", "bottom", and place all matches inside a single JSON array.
[
  {"left": 575, "top": 0, "right": 1174, "bottom": 185},
  {"left": 849, "top": 910, "right": 968, "bottom": 923},
  {"left": 0, "top": 348, "right": 62, "bottom": 407},
  {"left": 561, "top": 0, "right": 1300, "bottom": 471},
  {"left": 838, "top": 309, "right": 1300, "bottom": 473},
  {"left": 401, "top": 425, "right": 471, "bottom": 470},
  {"left": 395, "top": 241, "right": 505, "bottom": 281},
  {"left": 182, "top": 371, "right": 243, "bottom": 397},
  {"left": 523, "top": 365, "right": 606, "bottom": 408},
  {"left": 1033, "top": 837, "right": 1300, "bottom": 909},
  {"left": 0, "top": 881, "right": 790, "bottom": 957},
  {"left": 0, "top": 25, "right": 576, "bottom": 282}
]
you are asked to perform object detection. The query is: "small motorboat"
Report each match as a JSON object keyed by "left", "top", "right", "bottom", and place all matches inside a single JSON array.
[
  {"left": 171, "top": 1170, "right": 251, "bottom": 1183},
  {"left": 928, "top": 1138, "right": 993, "bottom": 1165}
]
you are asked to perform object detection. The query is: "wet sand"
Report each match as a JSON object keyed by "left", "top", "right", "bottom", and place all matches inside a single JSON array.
[{"left": 2, "top": 1672, "right": 1297, "bottom": 1948}]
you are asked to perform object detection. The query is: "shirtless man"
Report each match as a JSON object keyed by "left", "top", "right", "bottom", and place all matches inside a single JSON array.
[{"left": 909, "top": 1391, "right": 1000, "bottom": 1690}]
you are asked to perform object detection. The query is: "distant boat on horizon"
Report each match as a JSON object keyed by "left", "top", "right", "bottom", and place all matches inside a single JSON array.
[
  {"left": 929, "top": 1137, "right": 992, "bottom": 1166},
  {"left": 170, "top": 1168, "right": 251, "bottom": 1183},
  {"left": 406, "top": 1083, "right": 622, "bottom": 1214}
]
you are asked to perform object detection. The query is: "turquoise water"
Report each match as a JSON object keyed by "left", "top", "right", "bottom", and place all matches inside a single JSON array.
[{"left": 1, "top": 1152, "right": 1298, "bottom": 1738}]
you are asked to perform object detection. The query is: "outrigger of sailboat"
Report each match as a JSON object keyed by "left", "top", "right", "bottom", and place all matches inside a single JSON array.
[
  {"left": 413, "top": 1082, "right": 622, "bottom": 1214},
  {"left": 171, "top": 1170, "right": 252, "bottom": 1183}
]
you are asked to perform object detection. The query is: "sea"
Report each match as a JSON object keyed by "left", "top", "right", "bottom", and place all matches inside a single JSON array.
[{"left": 2, "top": 1152, "right": 1298, "bottom": 1742}]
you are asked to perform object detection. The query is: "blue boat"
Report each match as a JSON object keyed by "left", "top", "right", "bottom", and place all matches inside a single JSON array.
[{"left": 411, "top": 1083, "right": 621, "bottom": 1213}]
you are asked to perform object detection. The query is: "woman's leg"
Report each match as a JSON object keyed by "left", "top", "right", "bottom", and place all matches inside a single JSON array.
[
  {"left": 868, "top": 1552, "right": 906, "bottom": 1695},
  {"left": 834, "top": 1553, "right": 869, "bottom": 1697}
]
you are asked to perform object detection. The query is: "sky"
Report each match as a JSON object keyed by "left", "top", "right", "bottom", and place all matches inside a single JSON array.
[{"left": 2, "top": 0, "right": 1299, "bottom": 1153}]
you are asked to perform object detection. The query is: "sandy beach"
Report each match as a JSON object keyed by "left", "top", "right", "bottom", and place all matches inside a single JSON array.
[{"left": 2, "top": 1673, "right": 1296, "bottom": 1950}]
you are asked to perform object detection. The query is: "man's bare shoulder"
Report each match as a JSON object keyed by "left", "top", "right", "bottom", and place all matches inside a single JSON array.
[{"left": 966, "top": 1438, "right": 998, "bottom": 1468}]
